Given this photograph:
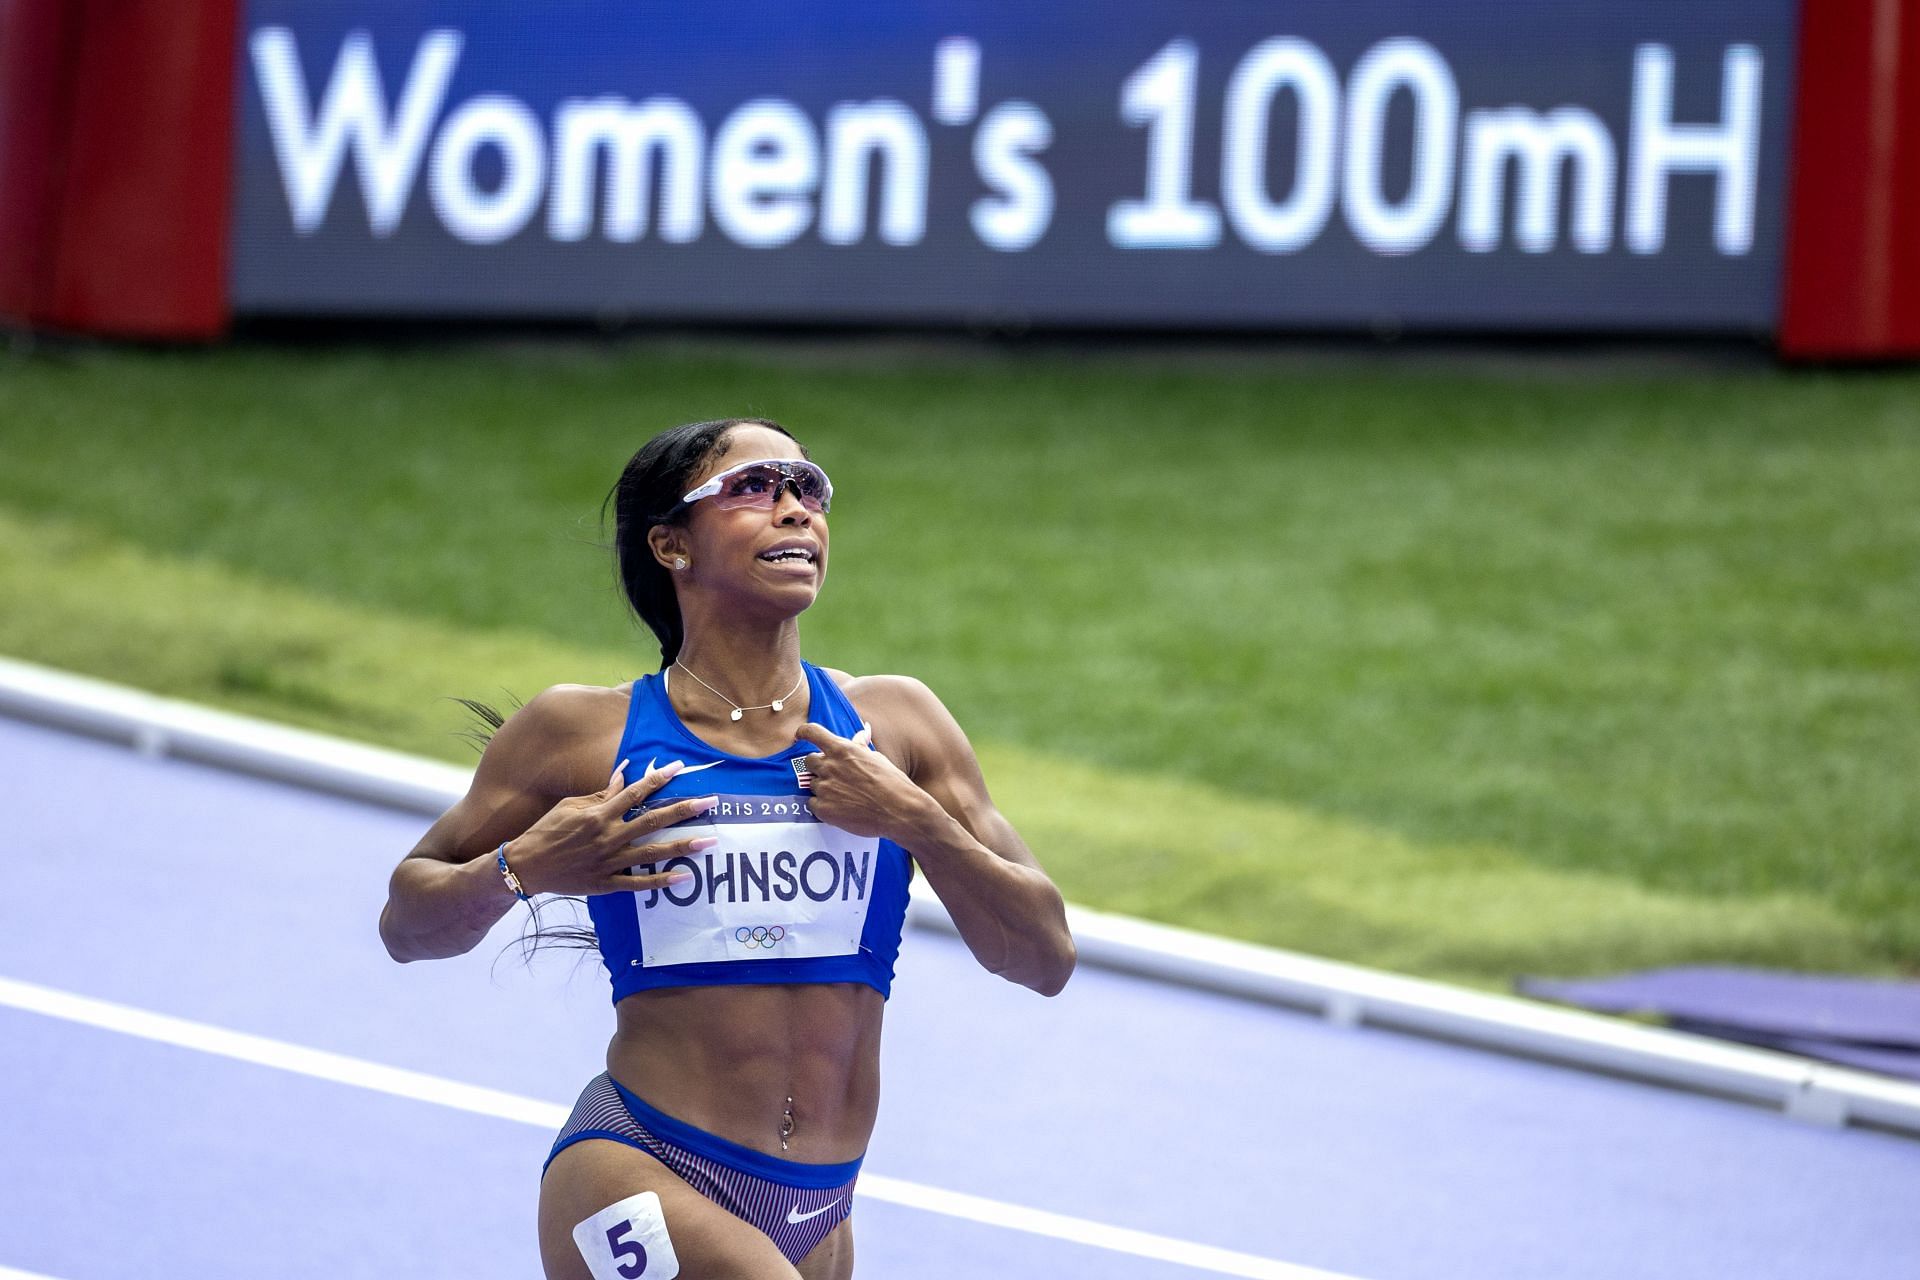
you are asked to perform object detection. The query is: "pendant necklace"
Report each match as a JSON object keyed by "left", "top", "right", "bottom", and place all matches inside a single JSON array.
[{"left": 672, "top": 661, "right": 804, "bottom": 722}]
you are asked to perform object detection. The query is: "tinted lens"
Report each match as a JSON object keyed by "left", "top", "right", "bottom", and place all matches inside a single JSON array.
[{"left": 710, "top": 462, "right": 830, "bottom": 512}]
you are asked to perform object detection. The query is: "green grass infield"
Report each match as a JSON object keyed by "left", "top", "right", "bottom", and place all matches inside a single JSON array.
[{"left": 2, "top": 338, "right": 1915, "bottom": 990}]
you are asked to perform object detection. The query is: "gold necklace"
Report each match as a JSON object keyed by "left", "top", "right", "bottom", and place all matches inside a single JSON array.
[{"left": 672, "top": 661, "right": 805, "bottom": 722}]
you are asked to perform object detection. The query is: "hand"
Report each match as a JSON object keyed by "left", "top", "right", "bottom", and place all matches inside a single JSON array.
[
  {"left": 504, "top": 759, "right": 716, "bottom": 896},
  {"left": 793, "top": 722, "right": 928, "bottom": 842}
]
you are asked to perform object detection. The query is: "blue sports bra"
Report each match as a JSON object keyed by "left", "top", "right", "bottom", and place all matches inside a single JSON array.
[{"left": 588, "top": 662, "right": 914, "bottom": 1004}]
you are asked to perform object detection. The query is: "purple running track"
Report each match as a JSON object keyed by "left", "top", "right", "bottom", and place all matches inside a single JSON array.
[{"left": 2, "top": 714, "right": 1916, "bottom": 1280}]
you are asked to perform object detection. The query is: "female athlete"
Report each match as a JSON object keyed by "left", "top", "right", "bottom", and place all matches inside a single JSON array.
[{"left": 378, "top": 418, "right": 1077, "bottom": 1280}]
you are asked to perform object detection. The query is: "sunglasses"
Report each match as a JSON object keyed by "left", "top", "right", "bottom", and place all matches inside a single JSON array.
[{"left": 676, "top": 458, "right": 834, "bottom": 514}]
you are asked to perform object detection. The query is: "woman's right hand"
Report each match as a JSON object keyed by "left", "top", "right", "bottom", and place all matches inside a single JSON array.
[{"left": 504, "top": 759, "right": 718, "bottom": 897}]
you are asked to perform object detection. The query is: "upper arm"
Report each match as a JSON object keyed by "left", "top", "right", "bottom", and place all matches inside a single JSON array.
[
  {"left": 842, "top": 673, "right": 1043, "bottom": 872},
  {"left": 400, "top": 684, "right": 617, "bottom": 867}
]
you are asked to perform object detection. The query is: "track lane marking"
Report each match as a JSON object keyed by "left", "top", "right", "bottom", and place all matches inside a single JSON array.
[{"left": 1, "top": 976, "right": 1361, "bottom": 1280}]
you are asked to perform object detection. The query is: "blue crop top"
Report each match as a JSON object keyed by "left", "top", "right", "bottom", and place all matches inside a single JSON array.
[{"left": 588, "top": 662, "right": 914, "bottom": 1004}]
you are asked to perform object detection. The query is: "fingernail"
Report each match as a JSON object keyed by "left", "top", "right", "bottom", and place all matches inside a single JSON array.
[
  {"left": 689, "top": 837, "right": 718, "bottom": 851},
  {"left": 689, "top": 795, "right": 718, "bottom": 813},
  {"left": 657, "top": 759, "right": 685, "bottom": 779},
  {"left": 668, "top": 871, "right": 695, "bottom": 884}
]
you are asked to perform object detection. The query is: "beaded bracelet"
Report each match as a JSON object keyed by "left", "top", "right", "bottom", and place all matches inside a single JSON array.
[{"left": 496, "top": 841, "right": 531, "bottom": 901}]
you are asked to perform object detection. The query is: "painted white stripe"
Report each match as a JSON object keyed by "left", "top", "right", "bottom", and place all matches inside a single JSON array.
[
  {"left": 0, "top": 1267, "right": 66, "bottom": 1280},
  {"left": 857, "top": 1175, "right": 1352, "bottom": 1280},
  {"left": 0, "top": 977, "right": 1361, "bottom": 1280},
  {"left": 0, "top": 975, "right": 565, "bottom": 1128}
]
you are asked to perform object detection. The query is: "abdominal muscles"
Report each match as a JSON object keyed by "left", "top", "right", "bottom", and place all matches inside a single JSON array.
[{"left": 607, "top": 982, "right": 885, "bottom": 1164}]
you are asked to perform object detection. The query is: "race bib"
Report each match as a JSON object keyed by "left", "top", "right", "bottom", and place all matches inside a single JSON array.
[
  {"left": 625, "top": 794, "right": 880, "bottom": 968},
  {"left": 574, "top": 1191, "right": 679, "bottom": 1280}
]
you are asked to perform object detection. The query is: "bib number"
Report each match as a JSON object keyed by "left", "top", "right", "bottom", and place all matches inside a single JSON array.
[{"left": 573, "top": 1191, "right": 679, "bottom": 1280}]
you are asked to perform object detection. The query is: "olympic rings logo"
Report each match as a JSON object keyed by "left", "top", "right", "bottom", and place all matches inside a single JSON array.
[{"left": 735, "top": 925, "right": 787, "bottom": 950}]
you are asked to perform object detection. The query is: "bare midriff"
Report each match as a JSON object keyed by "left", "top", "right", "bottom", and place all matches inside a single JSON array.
[{"left": 607, "top": 981, "right": 885, "bottom": 1165}]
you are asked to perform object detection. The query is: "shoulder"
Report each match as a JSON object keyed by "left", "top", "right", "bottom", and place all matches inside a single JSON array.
[
  {"left": 512, "top": 681, "right": 634, "bottom": 740},
  {"left": 822, "top": 669, "right": 970, "bottom": 777},
  {"left": 477, "top": 680, "right": 635, "bottom": 798},
  {"left": 824, "top": 668, "right": 933, "bottom": 702},
  {"left": 823, "top": 669, "right": 944, "bottom": 719}
]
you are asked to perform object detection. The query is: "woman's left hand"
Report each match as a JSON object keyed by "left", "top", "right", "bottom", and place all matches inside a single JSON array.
[{"left": 793, "top": 721, "right": 931, "bottom": 842}]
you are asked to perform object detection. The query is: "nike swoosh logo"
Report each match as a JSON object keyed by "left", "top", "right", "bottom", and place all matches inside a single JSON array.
[
  {"left": 786, "top": 1199, "right": 841, "bottom": 1225},
  {"left": 646, "top": 757, "right": 722, "bottom": 776}
]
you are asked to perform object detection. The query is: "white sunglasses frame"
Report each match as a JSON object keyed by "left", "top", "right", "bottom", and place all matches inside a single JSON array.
[{"left": 676, "top": 457, "right": 834, "bottom": 513}]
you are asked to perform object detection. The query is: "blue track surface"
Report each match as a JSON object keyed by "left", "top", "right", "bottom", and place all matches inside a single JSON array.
[{"left": 3, "top": 714, "right": 1916, "bottom": 1279}]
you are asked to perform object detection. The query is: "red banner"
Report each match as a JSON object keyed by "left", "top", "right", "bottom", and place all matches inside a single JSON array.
[
  {"left": 1780, "top": 0, "right": 1920, "bottom": 357},
  {"left": 0, "top": 0, "right": 237, "bottom": 338}
]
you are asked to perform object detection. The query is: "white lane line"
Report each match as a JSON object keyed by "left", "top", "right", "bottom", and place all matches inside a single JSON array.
[
  {"left": 0, "top": 1267, "right": 66, "bottom": 1280},
  {"left": 1, "top": 976, "right": 1360, "bottom": 1280},
  {"left": 857, "top": 1175, "right": 1352, "bottom": 1279},
  {"left": 0, "top": 975, "right": 564, "bottom": 1127}
]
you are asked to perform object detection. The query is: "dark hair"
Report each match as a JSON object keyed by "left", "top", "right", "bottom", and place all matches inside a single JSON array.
[
  {"left": 466, "top": 418, "right": 806, "bottom": 963},
  {"left": 604, "top": 417, "right": 803, "bottom": 666}
]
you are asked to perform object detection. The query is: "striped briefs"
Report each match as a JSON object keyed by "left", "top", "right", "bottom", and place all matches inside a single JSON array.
[{"left": 545, "top": 1073, "right": 861, "bottom": 1265}]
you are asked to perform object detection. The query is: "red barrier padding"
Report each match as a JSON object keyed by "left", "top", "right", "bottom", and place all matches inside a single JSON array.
[
  {"left": 0, "top": 0, "right": 79, "bottom": 327},
  {"left": 1780, "top": 0, "right": 1920, "bottom": 359},
  {"left": 0, "top": 0, "right": 238, "bottom": 339}
]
